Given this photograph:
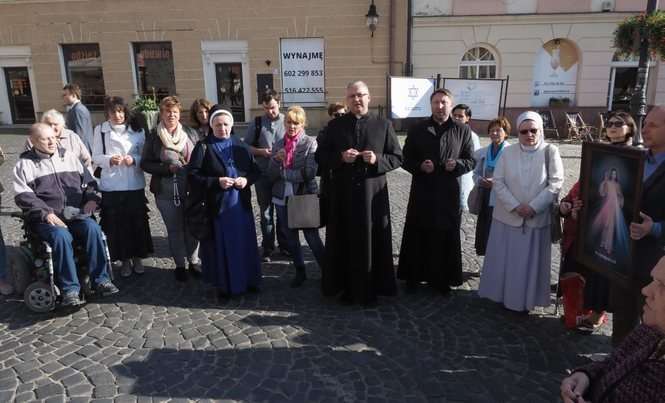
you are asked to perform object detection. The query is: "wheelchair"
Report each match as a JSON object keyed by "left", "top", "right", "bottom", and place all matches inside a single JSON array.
[{"left": 7, "top": 212, "right": 113, "bottom": 313}]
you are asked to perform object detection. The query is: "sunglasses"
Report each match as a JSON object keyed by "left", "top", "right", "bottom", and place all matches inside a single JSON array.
[
  {"left": 333, "top": 112, "right": 345, "bottom": 118},
  {"left": 606, "top": 121, "right": 626, "bottom": 128},
  {"left": 519, "top": 128, "right": 538, "bottom": 135}
]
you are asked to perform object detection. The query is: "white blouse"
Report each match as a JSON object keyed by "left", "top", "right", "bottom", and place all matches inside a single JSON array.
[{"left": 92, "top": 121, "right": 146, "bottom": 192}]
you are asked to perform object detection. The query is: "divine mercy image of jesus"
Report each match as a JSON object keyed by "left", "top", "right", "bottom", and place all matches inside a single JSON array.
[{"left": 590, "top": 168, "right": 630, "bottom": 265}]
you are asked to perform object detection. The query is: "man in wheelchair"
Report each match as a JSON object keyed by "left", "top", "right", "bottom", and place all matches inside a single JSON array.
[{"left": 13, "top": 123, "right": 119, "bottom": 307}]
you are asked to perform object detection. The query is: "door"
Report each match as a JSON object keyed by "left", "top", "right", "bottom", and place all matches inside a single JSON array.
[
  {"left": 4, "top": 67, "right": 35, "bottom": 124},
  {"left": 608, "top": 67, "right": 637, "bottom": 112},
  {"left": 215, "top": 63, "right": 245, "bottom": 122}
]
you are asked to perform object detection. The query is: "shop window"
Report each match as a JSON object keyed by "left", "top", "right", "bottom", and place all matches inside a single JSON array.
[
  {"left": 459, "top": 47, "right": 497, "bottom": 79},
  {"left": 61, "top": 44, "right": 106, "bottom": 109},
  {"left": 132, "top": 42, "right": 176, "bottom": 100}
]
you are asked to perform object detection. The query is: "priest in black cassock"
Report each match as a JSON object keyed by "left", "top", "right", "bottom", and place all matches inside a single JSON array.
[
  {"left": 397, "top": 88, "right": 475, "bottom": 295},
  {"left": 315, "top": 81, "right": 402, "bottom": 305}
]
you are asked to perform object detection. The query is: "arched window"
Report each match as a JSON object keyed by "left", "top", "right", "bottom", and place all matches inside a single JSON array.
[{"left": 459, "top": 47, "right": 497, "bottom": 79}]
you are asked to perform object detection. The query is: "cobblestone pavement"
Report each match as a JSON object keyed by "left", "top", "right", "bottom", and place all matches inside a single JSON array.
[{"left": 0, "top": 133, "right": 612, "bottom": 403}]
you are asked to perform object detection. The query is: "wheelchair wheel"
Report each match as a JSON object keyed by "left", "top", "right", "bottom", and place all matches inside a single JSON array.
[
  {"left": 24, "top": 281, "right": 56, "bottom": 313},
  {"left": 7, "top": 246, "right": 33, "bottom": 295}
]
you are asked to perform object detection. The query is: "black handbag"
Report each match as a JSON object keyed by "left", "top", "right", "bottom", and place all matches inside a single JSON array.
[{"left": 93, "top": 128, "right": 107, "bottom": 179}]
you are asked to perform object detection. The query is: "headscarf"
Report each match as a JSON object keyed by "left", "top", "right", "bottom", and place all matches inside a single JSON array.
[
  {"left": 207, "top": 106, "right": 234, "bottom": 137},
  {"left": 515, "top": 111, "right": 544, "bottom": 152}
]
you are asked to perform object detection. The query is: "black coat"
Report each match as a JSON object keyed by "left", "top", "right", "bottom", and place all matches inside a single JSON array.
[
  {"left": 315, "top": 113, "right": 402, "bottom": 302},
  {"left": 634, "top": 159, "right": 665, "bottom": 286},
  {"left": 400, "top": 117, "right": 475, "bottom": 229},
  {"left": 187, "top": 136, "right": 260, "bottom": 217},
  {"left": 397, "top": 117, "right": 475, "bottom": 288}
]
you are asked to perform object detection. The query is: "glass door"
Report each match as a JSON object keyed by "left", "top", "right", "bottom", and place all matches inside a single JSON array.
[
  {"left": 215, "top": 63, "right": 245, "bottom": 122},
  {"left": 4, "top": 67, "right": 35, "bottom": 124}
]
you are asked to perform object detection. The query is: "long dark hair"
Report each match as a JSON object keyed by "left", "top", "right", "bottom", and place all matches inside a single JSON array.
[{"left": 104, "top": 96, "right": 143, "bottom": 132}]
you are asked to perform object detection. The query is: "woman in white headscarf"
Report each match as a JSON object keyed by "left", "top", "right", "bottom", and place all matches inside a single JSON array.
[{"left": 478, "top": 111, "right": 564, "bottom": 312}]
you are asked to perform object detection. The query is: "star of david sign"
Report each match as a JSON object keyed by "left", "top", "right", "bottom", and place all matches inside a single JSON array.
[{"left": 408, "top": 85, "right": 419, "bottom": 99}]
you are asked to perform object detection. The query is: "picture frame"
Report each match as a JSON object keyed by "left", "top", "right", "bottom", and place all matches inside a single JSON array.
[{"left": 576, "top": 142, "right": 647, "bottom": 285}]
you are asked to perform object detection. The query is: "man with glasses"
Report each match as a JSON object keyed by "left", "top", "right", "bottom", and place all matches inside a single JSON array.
[
  {"left": 246, "top": 90, "right": 289, "bottom": 262},
  {"left": 315, "top": 81, "right": 402, "bottom": 305},
  {"left": 397, "top": 89, "right": 475, "bottom": 296},
  {"left": 452, "top": 104, "right": 481, "bottom": 211}
]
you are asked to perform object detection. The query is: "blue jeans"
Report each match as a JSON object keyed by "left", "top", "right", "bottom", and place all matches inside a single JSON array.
[
  {"left": 255, "top": 176, "right": 287, "bottom": 252},
  {"left": 275, "top": 204, "right": 325, "bottom": 269},
  {"left": 33, "top": 217, "right": 111, "bottom": 294}
]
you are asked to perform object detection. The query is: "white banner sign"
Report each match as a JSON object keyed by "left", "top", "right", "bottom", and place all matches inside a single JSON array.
[
  {"left": 280, "top": 38, "right": 325, "bottom": 104},
  {"left": 531, "top": 39, "right": 578, "bottom": 107},
  {"left": 444, "top": 79, "right": 503, "bottom": 120},
  {"left": 390, "top": 77, "right": 435, "bottom": 119}
]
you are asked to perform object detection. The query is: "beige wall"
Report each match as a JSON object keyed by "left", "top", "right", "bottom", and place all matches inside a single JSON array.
[
  {"left": 0, "top": 0, "right": 408, "bottom": 127},
  {"left": 412, "top": 12, "right": 662, "bottom": 112},
  {"left": 413, "top": 0, "right": 662, "bottom": 15}
]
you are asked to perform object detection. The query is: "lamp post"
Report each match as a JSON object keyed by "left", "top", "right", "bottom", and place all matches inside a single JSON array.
[
  {"left": 366, "top": 0, "right": 379, "bottom": 37},
  {"left": 631, "top": 0, "right": 659, "bottom": 147}
]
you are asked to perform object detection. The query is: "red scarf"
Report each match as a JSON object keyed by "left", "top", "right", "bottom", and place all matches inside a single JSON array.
[{"left": 283, "top": 130, "right": 301, "bottom": 168}]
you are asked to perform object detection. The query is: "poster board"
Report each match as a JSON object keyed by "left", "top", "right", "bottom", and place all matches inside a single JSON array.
[
  {"left": 443, "top": 78, "right": 504, "bottom": 120},
  {"left": 280, "top": 38, "right": 325, "bottom": 104},
  {"left": 531, "top": 39, "right": 578, "bottom": 107},
  {"left": 389, "top": 76, "right": 435, "bottom": 119}
]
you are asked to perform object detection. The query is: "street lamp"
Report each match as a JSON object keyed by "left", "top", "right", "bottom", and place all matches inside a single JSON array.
[
  {"left": 631, "top": 0, "right": 660, "bottom": 147},
  {"left": 366, "top": 0, "right": 379, "bottom": 37}
]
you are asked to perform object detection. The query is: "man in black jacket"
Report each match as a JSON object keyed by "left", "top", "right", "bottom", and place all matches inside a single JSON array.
[
  {"left": 315, "top": 81, "right": 402, "bottom": 305},
  {"left": 397, "top": 89, "right": 475, "bottom": 295},
  {"left": 612, "top": 105, "right": 665, "bottom": 345}
]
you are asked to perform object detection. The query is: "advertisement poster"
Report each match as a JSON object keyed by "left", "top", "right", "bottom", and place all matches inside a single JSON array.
[
  {"left": 280, "top": 38, "right": 325, "bottom": 104},
  {"left": 444, "top": 79, "right": 503, "bottom": 120},
  {"left": 531, "top": 39, "right": 578, "bottom": 107},
  {"left": 390, "top": 77, "right": 434, "bottom": 119}
]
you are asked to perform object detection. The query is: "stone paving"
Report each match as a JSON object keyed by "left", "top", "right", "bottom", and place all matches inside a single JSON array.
[{"left": 0, "top": 133, "right": 613, "bottom": 402}]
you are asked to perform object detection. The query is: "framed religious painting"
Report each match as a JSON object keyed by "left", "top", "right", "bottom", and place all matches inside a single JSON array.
[{"left": 576, "top": 142, "right": 647, "bottom": 284}]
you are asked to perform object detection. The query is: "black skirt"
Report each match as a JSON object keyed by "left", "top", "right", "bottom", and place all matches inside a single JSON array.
[{"left": 100, "top": 189, "right": 154, "bottom": 261}]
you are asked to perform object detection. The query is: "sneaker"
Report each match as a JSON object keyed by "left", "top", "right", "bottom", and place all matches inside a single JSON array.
[
  {"left": 95, "top": 281, "right": 119, "bottom": 297},
  {"left": 61, "top": 291, "right": 82, "bottom": 307},
  {"left": 132, "top": 258, "right": 145, "bottom": 275},
  {"left": 120, "top": 260, "right": 132, "bottom": 278},
  {"left": 0, "top": 279, "right": 14, "bottom": 296}
]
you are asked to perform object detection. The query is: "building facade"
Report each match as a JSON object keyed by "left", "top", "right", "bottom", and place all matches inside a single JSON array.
[
  {"left": 411, "top": 0, "right": 662, "bottom": 132},
  {"left": 0, "top": 0, "right": 408, "bottom": 128}
]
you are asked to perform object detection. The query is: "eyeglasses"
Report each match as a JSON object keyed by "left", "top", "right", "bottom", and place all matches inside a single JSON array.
[
  {"left": 333, "top": 112, "right": 345, "bottom": 118},
  {"left": 606, "top": 121, "right": 626, "bottom": 128},
  {"left": 519, "top": 128, "right": 538, "bottom": 135}
]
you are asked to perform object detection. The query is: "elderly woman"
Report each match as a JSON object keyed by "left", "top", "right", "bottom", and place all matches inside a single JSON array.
[
  {"left": 472, "top": 116, "right": 511, "bottom": 256},
  {"left": 188, "top": 106, "right": 261, "bottom": 299},
  {"left": 92, "top": 96, "right": 153, "bottom": 277},
  {"left": 141, "top": 96, "right": 201, "bottom": 281},
  {"left": 189, "top": 98, "right": 213, "bottom": 140},
  {"left": 25, "top": 109, "right": 92, "bottom": 169},
  {"left": 558, "top": 111, "right": 637, "bottom": 331},
  {"left": 560, "top": 256, "right": 665, "bottom": 403},
  {"left": 478, "top": 111, "right": 564, "bottom": 312},
  {"left": 268, "top": 106, "right": 325, "bottom": 288}
]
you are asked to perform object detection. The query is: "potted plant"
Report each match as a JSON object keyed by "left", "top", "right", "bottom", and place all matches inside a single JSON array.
[
  {"left": 613, "top": 11, "right": 665, "bottom": 59},
  {"left": 132, "top": 90, "right": 159, "bottom": 132}
]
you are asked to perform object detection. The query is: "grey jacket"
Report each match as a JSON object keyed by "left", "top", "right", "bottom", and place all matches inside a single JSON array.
[
  {"left": 267, "top": 133, "right": 318, "bottom": 200},
  {"left": 66, "top": 101, "right": 94, "bottom": 152}
]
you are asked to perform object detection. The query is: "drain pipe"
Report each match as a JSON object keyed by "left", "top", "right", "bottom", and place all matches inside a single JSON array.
[{"left": 406, "top": 0, "right": 413, "bottom": 75}]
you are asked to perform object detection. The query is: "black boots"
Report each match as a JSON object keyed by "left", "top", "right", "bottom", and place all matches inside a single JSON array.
[
  {"left": 175, "top": 267, "right": 187, "bottom": 282},
  {"left": 290, "top": 266, "right": 306, "bottom": 288}
]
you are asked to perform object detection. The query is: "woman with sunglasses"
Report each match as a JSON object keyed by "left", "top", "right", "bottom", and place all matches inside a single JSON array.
[
  {"left": 557, "top": 111, "right": 636, "bottom": 332},
  {"left": 478, "top": 111, "right": 564, "bottom": 312}
]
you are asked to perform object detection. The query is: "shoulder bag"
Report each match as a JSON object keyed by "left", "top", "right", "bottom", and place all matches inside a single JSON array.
[{"left": 286, "top": 159, "right": 322, "bottom": 229}]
